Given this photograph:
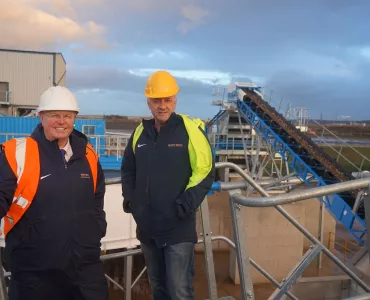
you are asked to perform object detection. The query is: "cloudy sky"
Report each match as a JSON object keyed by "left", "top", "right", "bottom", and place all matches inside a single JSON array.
[{"left": 1, "top": 0, "right": 370, "bottom": 120}]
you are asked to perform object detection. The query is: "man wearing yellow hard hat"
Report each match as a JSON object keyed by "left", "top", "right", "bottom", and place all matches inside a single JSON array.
[{"left": 121, "top": 70, "right": 215, "bottom": 299}]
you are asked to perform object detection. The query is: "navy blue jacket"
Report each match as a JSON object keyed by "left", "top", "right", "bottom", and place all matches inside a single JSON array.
[
  {"left": 121, "top": 113, "right": 215, "bottom": 247},
  {"left": 0, "top": 123, "right": 106, "bottom": 272}
]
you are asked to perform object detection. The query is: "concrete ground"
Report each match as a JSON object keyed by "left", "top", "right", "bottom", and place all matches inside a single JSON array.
[
  {"left": 106, "top": 247, "right": 347, "bottom": 300},
  {"left": 107, "top": 251, "right": 275, "bottom": 300}
]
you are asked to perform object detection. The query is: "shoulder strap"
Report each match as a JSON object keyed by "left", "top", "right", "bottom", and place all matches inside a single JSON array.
[
  {"left": 86, "top": 144, "right": 98, "bottom": 193},
  {"left": 1, "top": 137, "right": 40, "bottom": 236},
  {"left": 132, "top": 123, "right": 144, "bottom": 154},
  {"left": 2, "top": 137, "right": 39, "bottom": 181},
  {"left": 2, "top": 138, "right": 18, "bottom": 177}
]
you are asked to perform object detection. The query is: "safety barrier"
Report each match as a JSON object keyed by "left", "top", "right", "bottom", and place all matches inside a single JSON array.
[
  {"left": 328, "top": 232, "right": 362, "bottom": 261},
  {"left": 0, "top": 133, "right": 129, "bottom": 160},
  {"left": 0, "top": 133, "right": 127, "bottom": 171},
  {"left": 215, "top": 162, "right": 370, "bottom": 299},
  {"left": 0, "top": 162, "right": 369, "bottom": 300}
]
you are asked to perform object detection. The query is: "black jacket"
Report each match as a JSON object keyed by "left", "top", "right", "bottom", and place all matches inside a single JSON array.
[
  {"left": 121, "top": 113, "right": 215, "bottom": 247},
  {"left": 0, "top": 123, "right": 106, "bottom": 272}
]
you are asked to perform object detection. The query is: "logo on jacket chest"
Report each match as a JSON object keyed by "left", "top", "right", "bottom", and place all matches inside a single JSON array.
[
  {"left": 168, "top": 143, "right": 183, "bottom": 148},
  {"left": 80, "top": 173, "right": 90, "bottom": 179}
]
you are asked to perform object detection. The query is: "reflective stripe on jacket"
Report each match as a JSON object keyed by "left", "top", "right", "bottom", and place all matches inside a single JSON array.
[{"left": 0, "top": 137, "right": 98, "bottom": 236}]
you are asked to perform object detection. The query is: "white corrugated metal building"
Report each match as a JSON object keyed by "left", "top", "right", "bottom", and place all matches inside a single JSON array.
[{"left": 0, "top": 49, "right": 66, "bottom": 116}]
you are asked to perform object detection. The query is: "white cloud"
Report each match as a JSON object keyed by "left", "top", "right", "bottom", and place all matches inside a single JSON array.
[
  {"left": 360, "top": 47, "right": 370, "bottom": 59},
  {"left": 169, "top": 51, "right": 188, "bottom": 59},
  {"left": 131, "top": 49, "right": 189, "bottom": 60},
  {"left": 128, "top": 68, "right": 264, "bottom": 86},
  {"left": 177, "top": 5, "right": 211, "bottom": 34},
  {"left": 0, "top": 0, "right": 108, "bottom": 51},
  {"left": 129, "top": 68, "right": 230, "bottom": 85}
]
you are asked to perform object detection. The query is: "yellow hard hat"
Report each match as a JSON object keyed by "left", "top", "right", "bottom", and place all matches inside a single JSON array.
[{"left": 144, "top": 70, "right": 180, "bottom": 98}]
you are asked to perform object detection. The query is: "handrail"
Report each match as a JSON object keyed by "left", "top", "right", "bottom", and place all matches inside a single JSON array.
[
  {"left": 328, "top": 231, "right": 361, "bottom": 261},
  {"left": 105, "top": 177, "right": 121, "bottom": 185},
  {"left": 233, "top": 178, "right": 370, "bottom": 207},
  {"left": 215, "top": 162, "right": 370, "bottom": 297},
  {"left": 106, "top": 176, "right": 304, "bottom": 190}
]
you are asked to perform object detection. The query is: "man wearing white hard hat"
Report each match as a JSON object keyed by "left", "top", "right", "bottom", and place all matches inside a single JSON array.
[{"left": 0, "top": 86, "right": 109, "bottom": 300}]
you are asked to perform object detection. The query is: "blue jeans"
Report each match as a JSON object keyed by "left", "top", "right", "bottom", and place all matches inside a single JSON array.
[{"left": 141, "top": 241, "right": 195, "bottom": 300}]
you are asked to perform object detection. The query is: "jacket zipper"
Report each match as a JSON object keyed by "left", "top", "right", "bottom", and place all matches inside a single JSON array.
[
  {"left": 148, "top": 129, "right": 160, "bottom": 191},
  {"left": 148, "top": 131, "right": 159, "bottom": 197},
  {"left": 147, "top": 129, "right": 160, "bottom": 239}
]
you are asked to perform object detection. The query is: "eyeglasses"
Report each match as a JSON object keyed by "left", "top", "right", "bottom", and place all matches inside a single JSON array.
[{"left": 44, "top": 113, "right": 75, "bottom": 121}]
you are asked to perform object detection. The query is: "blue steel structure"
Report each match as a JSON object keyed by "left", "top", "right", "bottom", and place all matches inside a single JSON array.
[
  {"left": 0, "top": 116, "right": 123, "bottom": 171},
  {"left": 206, "top": 83, "right": 367, "bottom": 245},
  {"left": 205, "top": 110, "right": 227, "bottom": 135},
  {"left": 0, "top": 116, "right": 105, "bottom": 140}
]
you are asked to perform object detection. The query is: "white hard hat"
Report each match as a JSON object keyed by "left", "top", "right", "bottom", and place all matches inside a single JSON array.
[{"left": 37, "top": 86, "right": 79, "bottom": 113}]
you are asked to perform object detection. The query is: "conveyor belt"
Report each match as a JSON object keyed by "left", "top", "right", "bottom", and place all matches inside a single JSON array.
[
  {"left": 236, "top": 88, "right": 366, "bottom": 244},
  {"left": 241, "top": 88, "right": 360, "bottom": 202}
]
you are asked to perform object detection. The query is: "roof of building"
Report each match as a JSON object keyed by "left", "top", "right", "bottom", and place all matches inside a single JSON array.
[{"left": 0, "top": 48, "right": 66, "bottom": 64}]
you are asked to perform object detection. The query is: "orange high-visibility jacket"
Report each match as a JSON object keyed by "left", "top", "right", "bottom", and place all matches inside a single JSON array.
[{"left": 0, "top": 137, "right": 98, "bottom": 236}]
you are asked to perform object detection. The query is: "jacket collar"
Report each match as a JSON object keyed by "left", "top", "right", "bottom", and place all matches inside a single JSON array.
[
  {"left": 30, "top": 123, "right": 88, "bottom": 160},
  {"left": 142, "top": 112, "right": 182, "bottom": 131}
]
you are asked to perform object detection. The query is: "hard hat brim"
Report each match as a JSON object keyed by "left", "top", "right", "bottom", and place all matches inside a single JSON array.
[
  {"left": 144, "top": 88, "right": 180, "bottom": 98},
  {"left": 37, "top": 108, "right": 79, "bottom": 113}
]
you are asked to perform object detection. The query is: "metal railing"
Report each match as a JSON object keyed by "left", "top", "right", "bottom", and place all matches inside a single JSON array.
[
  {"left": 216, "top": 162, "right": 370, "bottom": 299},
  {"left": 86, "top": 135, "right": 129, "bottom": 159},
  {"left": 0, "top": 133, "right": 130, "bottom": 160},
  {"left": 328, "top": 232, "right": 362, "bottom": 261},
  {"left": 0, "top": 92, "right": 11, "bottom": 105},
  {"left": 209, "top": 137, "right": 253, "bottom": 150},
  {"left": 310, "top": 119, "right": 370, "bottom": 171}
]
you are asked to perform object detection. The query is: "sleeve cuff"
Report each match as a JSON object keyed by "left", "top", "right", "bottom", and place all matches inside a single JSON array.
[{"left": 176, "top": 198, "right": 192, "bottom": 219}]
